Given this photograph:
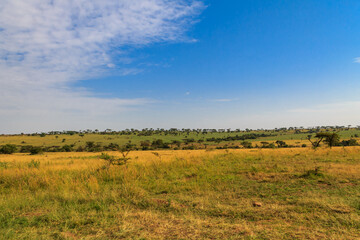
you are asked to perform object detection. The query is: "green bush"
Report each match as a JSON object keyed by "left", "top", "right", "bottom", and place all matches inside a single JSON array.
[
  {"left": 340, "top": 139, "right": 358, "bottom": 146},
  {"left": 30, "top": 147, "right": 43, "bottom": 155},
  {"left": 0, "top": 144, "right": 17, "bottom": 154},
  {"left": 61, "top": 145, "right": 73, "bottom": 152}
]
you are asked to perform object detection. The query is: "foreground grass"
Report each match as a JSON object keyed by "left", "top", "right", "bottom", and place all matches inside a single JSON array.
[{"left": 0, "top": 148, "right": 359, "bottom": 239}]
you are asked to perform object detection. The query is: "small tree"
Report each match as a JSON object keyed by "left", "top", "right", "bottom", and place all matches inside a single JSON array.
[
  {"left": 307, "top": 134, "right": 324, "bottom": 149},
  {"left": 100, "top": 142, "right": 135, "bottom": 166},
  {"left": 321, "top": 132, "right": 340, "bottom": 148},
  {"left": 275, "top": 140, "right": 287, "bottom": 148},
  {"left": 140, "top": 140, "right": 151, "bottom": 150},
  {"left": 118, "top": 142, "right": 135, "bottom": 159},
  {"left": 308, "top": 133, "right": 340, "bottom": 149}
]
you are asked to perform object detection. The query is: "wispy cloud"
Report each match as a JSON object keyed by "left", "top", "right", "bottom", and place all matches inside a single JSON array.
[
  {"left": 354, "top": 57, "right": 360, "bottom": 63},
  {"left": 0, "top": 0, "right": 204, "bottom": 133},
  {"left": 211, "top": 98, "right": 238, "bottom": 102}
]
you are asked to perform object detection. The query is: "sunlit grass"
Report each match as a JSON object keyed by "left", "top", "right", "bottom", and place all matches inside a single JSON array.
[{"left": 0, "top": 148, "right": 359, "bottom": 239}]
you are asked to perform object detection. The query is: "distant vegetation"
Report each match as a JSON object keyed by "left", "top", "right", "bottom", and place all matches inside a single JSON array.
[
  {"left": 1, "top": 127, "right": 360, "bottom": 238},
  {"left": 1, "top": 126, "right": 360, "bottom": 154}
]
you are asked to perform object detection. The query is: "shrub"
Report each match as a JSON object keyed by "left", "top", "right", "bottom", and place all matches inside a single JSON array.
[
  {"left": 276, "top": 140, "right": 288, "bottom": 148},
  {"left": 0, "top": 144, "right": 17, "bottom": 154},
  {"left": 183, "top": 145, "right": 196, "bottom": 150},
  {"left": 76, "top": 146, "right": 85, "bottom": 152},
  {"left": 104, "top": 143, "right": 119, "bottom": 151},
  {"left": 85, "top": 141, "right": 103, "bottom": 152},
  {"left": 62, "top": 144, "right": 73, "bottom": 152},
  {"left": 240, "top": 141, "right": 252, "bottom": 148},
  {"left": 340, "top": 139, "right": 358, "bottom": 146},
  {"left": 151, "top": 139, "right": 170, "bottom": 149},
  {"left": 30, "top": 147, "right": 43, "bottom": 155},
  {"left": 20, "top": 145, "right": 34, "bottom": 153}
]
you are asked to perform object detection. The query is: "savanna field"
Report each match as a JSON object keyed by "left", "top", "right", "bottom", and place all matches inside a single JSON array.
[
  {"left": 3, "top": 0, "right": 360, "bottom": 239},
  {"left": 1, "top": 147, "right": 360, "bottom": 239}
]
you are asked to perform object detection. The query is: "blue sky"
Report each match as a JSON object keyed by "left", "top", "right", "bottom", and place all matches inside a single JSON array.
[{"left": 1, "top": 0, "right": 360, "bottom": 133}]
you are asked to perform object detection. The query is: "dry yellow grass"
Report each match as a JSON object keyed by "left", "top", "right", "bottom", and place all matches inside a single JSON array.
[{"left": 1, "top": 147, "right": 360, "bottom": 239}]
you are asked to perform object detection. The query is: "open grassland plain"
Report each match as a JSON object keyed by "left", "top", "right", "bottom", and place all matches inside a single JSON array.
[
  {"left": 1, "top": 129, "right": 360, "bottom": 149},
  {"left": 0, "top": 148, "right": 360, "bottom": 239}
]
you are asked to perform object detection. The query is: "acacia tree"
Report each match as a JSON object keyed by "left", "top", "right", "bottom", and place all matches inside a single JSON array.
[
  {"left": 118, "top": 141, "right": 135, "bottom": 159},
  {"left": 307, "top": 133, "right": 340, "bottom": 149},
  {"left": 99, "top": 141, "right": 135, "bottom": 166},
  {"left": 307, "top": 135, "right": 323, "bottom": 149},
  {"left": 321, "top": 132, "right": 340, "bottom": 148}
]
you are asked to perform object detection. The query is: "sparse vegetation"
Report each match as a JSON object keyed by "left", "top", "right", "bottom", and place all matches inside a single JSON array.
[
  {"left": 0, "top": 144, "right": 17, "bottom": 154},
  {"left": 0, "top": 127, "right": 359, "bottom": 153},
  {"left": 0, "top": 127, "right": 360, "bottom": 239},
  {"left": 0, "top": 148, "right": 359, "bottom": 239}
]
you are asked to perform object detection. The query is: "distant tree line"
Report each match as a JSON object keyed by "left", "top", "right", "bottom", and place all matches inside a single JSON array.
[
  {"left": 4, "top": 125, "right": 360, "bottom": 137},
  {"left": 205, "top": 133, "right": 276, "bottom": 142},
  {"left": 1, "top": 133, "right": 358, "bottom": 155}
]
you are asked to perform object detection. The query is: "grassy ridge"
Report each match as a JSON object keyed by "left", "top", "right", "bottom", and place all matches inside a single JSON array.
[{"left": 0, "top": 148, "right": 360, "bottom": 239}]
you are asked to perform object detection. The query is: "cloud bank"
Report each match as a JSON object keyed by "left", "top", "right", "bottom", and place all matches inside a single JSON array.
[{"left": 0, "top": 0, "right": 204, "bottom": 133}]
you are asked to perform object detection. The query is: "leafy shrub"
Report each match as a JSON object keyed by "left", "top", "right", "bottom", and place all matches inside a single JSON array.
[
  {"left": 30, "top": 147, "right": 43, "bottom": 155},
  {"left": 151, "top": 139, "right": 170, "bottom": 149},
  {"left": 85, "top": 141, "right": 103, "bottom": 152},
  {"left": 240, "top": 141, "right": 252, "bottom": 148},
  {"left": 0, "top": 144, "right": 17, "bottom": 154},
  {"left": 76, "top": 146, "right": 85, "bottom": 152},
  {"left": 276, "top": 140, "right": 288, "bottom": 148},
  {"left": 104, "top": 143, "right": 119, "bottom": 151},
  {"left": 20, "top": 145, "right": 34, "bottom": 153},
  {"left": 206, "top": 133, "right": 275, "bottom": 142},
  {"left": 61, "top": 144, "right": 73, "bottom": 152},
  {"left": 340, "top": 139, "right": 358, "bottom": 146}
]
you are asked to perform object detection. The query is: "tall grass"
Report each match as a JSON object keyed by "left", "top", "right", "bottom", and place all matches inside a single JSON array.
[{"left": 0, "top": 148, "right": 359, "bottom": 239}]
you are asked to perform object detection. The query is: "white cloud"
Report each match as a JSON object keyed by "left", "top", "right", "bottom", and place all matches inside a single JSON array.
[
  {"left": 0, "top": 0, "right": 204, "bottom": 133},
  {"left": 354, "top": 57, "right": 360, "bottom": 63}
]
